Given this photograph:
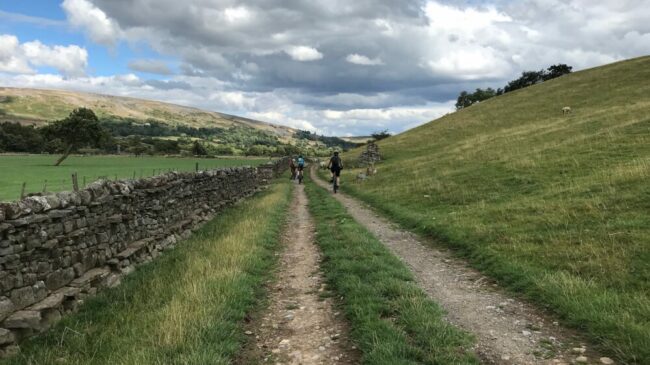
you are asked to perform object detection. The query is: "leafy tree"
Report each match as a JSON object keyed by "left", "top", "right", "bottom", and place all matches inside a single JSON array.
[
  {"left": 42, "top": 108, "right": 108, "bottom": 166},
  {"left": 210, "top": 144, "right": 234, "bottom": 156},
  {"left": 0, "top": 122, "right": 45, "bottom": 152},
  {"left": 191, "top": 140, "right": 208, "bottom": 156},
  {"left": 545, "top": 64, "right": 573, "bottom": 80},
  {"left": 455, "top": 91, "right": 472, "bottom": 109},
  {"left": 371, "top": 130, "right": 392, "bottom": 141},
  {"left": 503, "top": 71, "right": 545, "bottom": 93},
  {"left": 456, "top": 88, "right": 497, "bottom": 109}
]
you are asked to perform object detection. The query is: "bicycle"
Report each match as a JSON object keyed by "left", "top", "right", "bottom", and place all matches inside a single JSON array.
[{"left": 297, "top": 167, "right": 304, "bottom": 184}]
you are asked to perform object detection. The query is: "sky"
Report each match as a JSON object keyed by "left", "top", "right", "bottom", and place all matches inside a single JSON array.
[{"left": 0, "top": 0, "right": 649, "bottom": 136}]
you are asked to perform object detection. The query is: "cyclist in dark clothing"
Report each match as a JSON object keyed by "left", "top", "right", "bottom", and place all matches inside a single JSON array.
[{"left": 327, "top": 151, "right": 343, "bottom": 189}]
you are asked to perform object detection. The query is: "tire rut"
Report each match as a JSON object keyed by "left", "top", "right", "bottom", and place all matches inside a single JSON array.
[
  {"left": 240, "top": 182, "right": 360, "bottom": 365},
  {"left": 312, "top": 168, "right": 614, "bottom": 365}
]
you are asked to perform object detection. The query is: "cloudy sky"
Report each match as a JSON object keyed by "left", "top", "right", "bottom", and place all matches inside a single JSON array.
[{"left": 1, "top": 0, "right": 649, "bottom": 136}]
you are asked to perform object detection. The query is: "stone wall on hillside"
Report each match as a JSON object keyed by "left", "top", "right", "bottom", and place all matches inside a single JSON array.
[
  {"left": 0, "top": 158, "right": 288, "bottom": 355},
  {"left": 358, "top": 141, "right": 381, "bottom": 165}
]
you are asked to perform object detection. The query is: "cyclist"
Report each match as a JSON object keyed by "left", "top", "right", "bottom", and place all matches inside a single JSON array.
[
  {"left": 296, "top": 155, "right": 306, "bottom": 183},
  {"left": 327, "top": 151, "right": 343, "bottom": 191},
  {"left": 289, "top": 157, "right": 297, "bottom": 180}
]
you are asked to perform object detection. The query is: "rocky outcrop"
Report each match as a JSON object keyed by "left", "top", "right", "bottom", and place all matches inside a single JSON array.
[{"left": 0, "top": 158, "right": 288, "bottom": 355}]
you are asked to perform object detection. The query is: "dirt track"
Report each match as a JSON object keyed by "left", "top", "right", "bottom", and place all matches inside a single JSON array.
[
  {"left": 312, "top": 168, "right": 611, "bottom": 365},
  {"left": 241, "top": 182, "right": 359, "bottom": 365}
]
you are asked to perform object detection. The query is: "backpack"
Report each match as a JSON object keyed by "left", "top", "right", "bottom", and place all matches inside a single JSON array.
[{"left": 297, "top": 157, "right": 305, "bottom": 167}]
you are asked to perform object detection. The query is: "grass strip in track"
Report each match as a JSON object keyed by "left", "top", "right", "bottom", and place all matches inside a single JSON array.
[
  {"left": 3, "top": 179, "right": 292, "bottom": 365},
  {"left": 305, "top": 180, "right": 478, "bottom": 365}
]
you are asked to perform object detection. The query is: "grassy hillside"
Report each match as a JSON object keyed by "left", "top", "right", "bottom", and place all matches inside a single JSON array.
[
  {"left": 341, "top": 56, "right": 650, "bottom": 363},
  {"left": 0, "top": 87, "right": 295, "bottom": 137}
]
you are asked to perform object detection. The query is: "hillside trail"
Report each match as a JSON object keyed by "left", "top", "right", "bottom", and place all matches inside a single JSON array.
[
  {"left": 311, "top": 168, "right": 612, "bottom": 365},
  {"left": 239, "top": 181, "right": 360, "bottom": 365}
]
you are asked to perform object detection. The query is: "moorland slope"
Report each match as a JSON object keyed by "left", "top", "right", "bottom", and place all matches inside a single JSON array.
[{"left": 0, "top": 87, "right": 296, "bottom": 138}]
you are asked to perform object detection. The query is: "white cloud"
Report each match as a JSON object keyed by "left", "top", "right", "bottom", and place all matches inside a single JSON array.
[
  {"left": 425, "top": 47, "right": 511, "bottom": 79},
  {"left": 0, "top": 34, "right": 87, "bottom": 77},
  {"left": 209, "top": 91, "right": 255, "bottom": 109},
  {"left": 22, "top": 40, "right": 88, "bottom": 77},
  {"left": 223, "top": 6, "right": 252, "bottom": 24},
  {"left": 285, "top": 46, "right": 323, "bottom": 61},
  {"left": 249, "top": 111, "right": 319, "bottom": 133},
  {"left": 0, "top": 35, "right": 33, "bottom": 74},
  {"left": 346, "top": 54, "right": 384, "bottom": 66},
  {"left": 62, "top": 0, "right": 122, "bottom": 47}
]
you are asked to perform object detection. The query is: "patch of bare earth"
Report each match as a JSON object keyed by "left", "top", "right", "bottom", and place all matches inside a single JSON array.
[
  {"left": 312, "top": 169, "right": 615, "bottom": 365},
  {"left": 239, "top": 182, "right": 359, "bottom": 365}
]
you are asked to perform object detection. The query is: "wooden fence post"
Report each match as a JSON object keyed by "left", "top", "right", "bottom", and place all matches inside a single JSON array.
[
  {"left": 20, "top": 182, "right": 26, "bottom": 200},
  {"left": 72, "top": 173, "right": 79, "bottom": 192},
  {"left": 42, "top": 180, "right": 48, "bottom": 193}
]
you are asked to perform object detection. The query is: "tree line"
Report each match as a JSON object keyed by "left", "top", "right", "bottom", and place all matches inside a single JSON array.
[
  {"left": 455, "top": 64, "right": 573, "bottom": 110},
  {"left": 0, "top": 108, "right": 347, "bottom": 165}
]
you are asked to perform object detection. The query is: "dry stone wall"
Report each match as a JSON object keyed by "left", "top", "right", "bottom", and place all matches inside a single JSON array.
[
  {"left": 0, "top": 158, "right": 288, "bottom": 355},
  {"left": 358, "top": 141, "right": 381, "bottom": 165}
]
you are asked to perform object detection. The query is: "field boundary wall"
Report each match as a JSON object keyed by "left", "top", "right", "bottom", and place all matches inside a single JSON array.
[{"left": 0, "top": 157, "right": 289, "bottom": 354}]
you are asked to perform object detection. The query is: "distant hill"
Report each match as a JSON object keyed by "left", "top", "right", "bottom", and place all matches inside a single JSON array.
[
  {"left": 0, "top": 87, "right": 296, "bottom": 139},
  {"left": 340, "top": 136, "right": 372, "bottom": 144},
  {"left": 342, "top": 56, "right": 650, "bottom": 363}
]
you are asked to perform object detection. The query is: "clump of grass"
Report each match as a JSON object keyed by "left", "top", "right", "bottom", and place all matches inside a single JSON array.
[
  {"left": 341, "top": 56, "right": 650, "bottom": 363},
  {"left": 4, "top": 180, "right": 292, "bottom": 365},
  {"left": 305, "top": 181, "right": 478, "bottom": 364}
]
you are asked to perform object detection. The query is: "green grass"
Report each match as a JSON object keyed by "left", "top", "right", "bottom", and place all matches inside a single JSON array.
[
  {"left": 2, "top": 179, "right": 292, "bottom": 365},
  {"left": 0, "top": 155, "right": 270, "bottom": 201},
  {"left": 340, "top": 56, "right": 650, "bottom": 364},
  {"left": 305, "top": 180, "right": 478, "bottom": 364}
]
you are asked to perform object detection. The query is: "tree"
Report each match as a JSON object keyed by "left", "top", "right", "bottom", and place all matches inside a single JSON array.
[
  {"left": 191, "top": 140, "right": 208, "bottom": 156},
  {"left": 45, "top": 108, "right": 108, "bottom": 166},
  {"left": 371, "top": 130, "right": 391, "bottom": 141},
  {"left": 503, "top": 70, "right": 545, "bottom": 93},
  {"left": 544, "top": 64, "right": 573, "bottom": 80},
  {"left": 455, "top": 91, "right": 472, "bottom": 110},
  {"left": 455, "top": 88, "right": 497, "bottom": 110}
]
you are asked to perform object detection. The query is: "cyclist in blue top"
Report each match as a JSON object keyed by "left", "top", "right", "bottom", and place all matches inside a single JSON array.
[{"left": 296, "top": 155, "right": 305, "bottom": 183}]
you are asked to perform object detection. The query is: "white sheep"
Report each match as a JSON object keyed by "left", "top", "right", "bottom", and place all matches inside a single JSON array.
[{"left": 562, "top": 106, "right": 572, "bottom": 115}]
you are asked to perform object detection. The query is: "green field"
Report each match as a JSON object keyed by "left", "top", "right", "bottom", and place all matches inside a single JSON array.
[
  {"left": 0, "top": 155, "right": 270, "bottom": 202},
  {"left": 341, "top": 56, "right": 650, "bottom": 363},
  {"left": 4, "top": 179, "right": 291, "bottom": 365}
]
